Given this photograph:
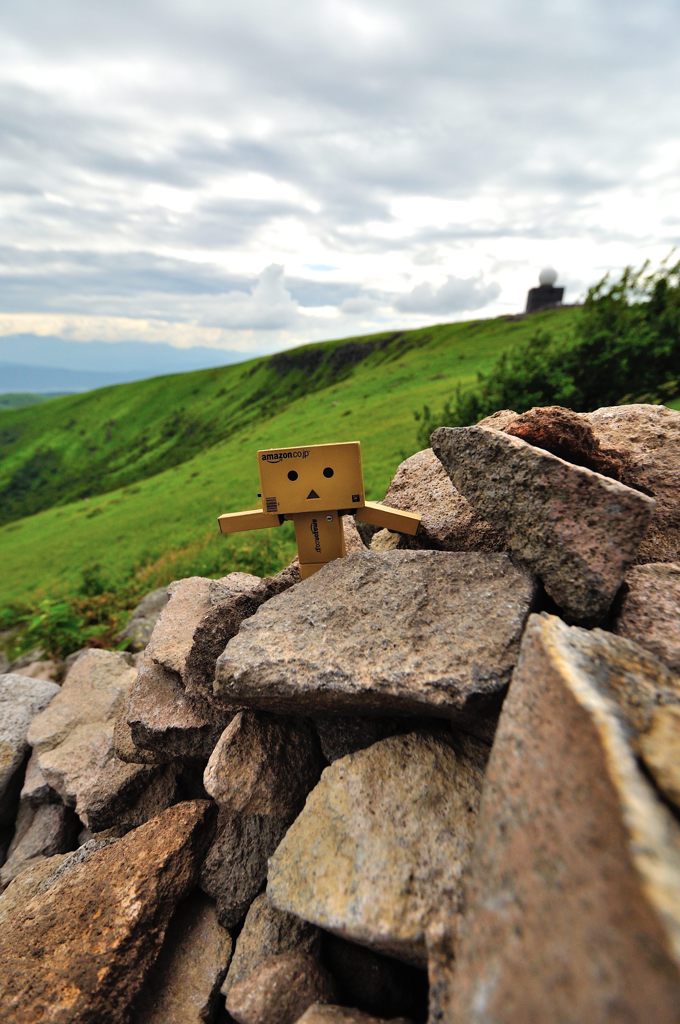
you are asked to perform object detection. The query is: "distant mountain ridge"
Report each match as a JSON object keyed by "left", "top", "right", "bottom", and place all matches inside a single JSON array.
[{"left": 0, "top": 335, "right": 248, "bottom": 392}]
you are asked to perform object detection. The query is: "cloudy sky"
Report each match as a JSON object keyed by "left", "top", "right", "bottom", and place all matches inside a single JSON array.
[{"left": 1, "top": 0, "right": 679, "bottom": 357}]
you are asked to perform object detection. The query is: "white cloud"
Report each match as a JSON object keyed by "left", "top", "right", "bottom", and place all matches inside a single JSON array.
[{"left": 394, "top": 276, "right": 501, "bottom": 315}]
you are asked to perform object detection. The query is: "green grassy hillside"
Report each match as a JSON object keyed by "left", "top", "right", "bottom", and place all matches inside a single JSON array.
[{"left": 0, "top": 307, "right": 580, "bottom": 638}]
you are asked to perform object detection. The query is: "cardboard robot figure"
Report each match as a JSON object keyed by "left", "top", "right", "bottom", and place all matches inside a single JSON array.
[{"left": 218, "top": 441, "right": 421, "bottom": 579}]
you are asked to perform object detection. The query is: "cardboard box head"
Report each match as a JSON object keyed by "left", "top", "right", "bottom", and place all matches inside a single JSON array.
[{"left": 257, "top": 442, "right": 365, "bottom": 515}]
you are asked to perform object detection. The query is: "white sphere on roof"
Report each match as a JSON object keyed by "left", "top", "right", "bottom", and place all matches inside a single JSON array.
[{"left": 539, "top": 267, "right": 558, "bottom": 286}]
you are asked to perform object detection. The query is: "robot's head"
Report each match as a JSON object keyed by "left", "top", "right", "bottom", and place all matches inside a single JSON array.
[{"left": 257, "top": 441, "right": 364, "bottom": 515}]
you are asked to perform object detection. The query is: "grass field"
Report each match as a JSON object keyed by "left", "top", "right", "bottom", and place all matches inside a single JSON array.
[{"left": 0, "top": 304, "right": 586, "bottom": 626}]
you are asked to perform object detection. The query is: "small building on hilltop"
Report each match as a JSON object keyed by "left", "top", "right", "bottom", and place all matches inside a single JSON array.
[{"left": 526, "top": 267, "right": 565, "bottom": 313}]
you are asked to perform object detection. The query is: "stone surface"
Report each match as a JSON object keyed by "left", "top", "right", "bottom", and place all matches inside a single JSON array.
[
  {"left": 382, "top": 448, "right": 503, "bottom": 553},
  {"left": 223, "top": 892, "right": 320, "bottom": 997},
  {"left": 204, "top": 710, "right": 322, "bottom": 814},
  {"left": 615, "top": 562, "right": 680, "bottom": 671},
  {"left": 20, "top": 751, "right": 60, "bottom": 804},
  {"left": 226, "top": 950, "right": 336, "bottom": 1024},
  {"left": 298, "top": 1007, "right": 412, "bottom": 1024},
  {"left": 0, "top": 801, "right": 77, "bottom": 889},
  {"left": 131, "top": 891, "right": 232, "bottom": 1024},
  {"left": 26, "top": 649, "right": 166, "bottom": 831},
  {"left": 147, "top": 573, "right": 269, "bottom": 702},
  {"left": 200, "top": 810, "right": 290, "bottom": 927},
  {"left": 0, "top": 673, "right": 59, "bottom": 824},
  {"left": 112, "top": 701, "right": 171, "bottom": 765},
  {"left": 127, "top": 656, "right": 231, "bottom": 760},
  {"left": 16, "top": 659, "right": 61, "bottom": 681},
  {"left": 215, "top": 550, "right": 536, "bottom": 726},
  {"left": 0, "top": 800, "right": 214, "bottom": 1024},
  {"left": 442, "top": 613, "right": 680, "bottom": 1024},
  {"left": 639, "top": 706, "right": 680, "bottom": 808},
  {"left": 586, "top": 403, "right": 680, "bottom": 562},
  {"left": 268, "top": 732, "right": 484, "bottom": 966},
  {"left": 431, "top": 424, "right": 654, "bottom": 622},
  {"left": 116, "top": 586, "right": 169, "bottom": 651}
]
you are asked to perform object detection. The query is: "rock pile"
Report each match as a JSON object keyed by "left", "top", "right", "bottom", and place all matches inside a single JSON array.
[{"left": 0, "top": 402, "right": 678, "bottom": 1024}]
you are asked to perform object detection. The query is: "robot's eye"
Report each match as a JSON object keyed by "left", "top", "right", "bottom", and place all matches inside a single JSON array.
[
  {"left": 322, "top": 467, "right": 334, "bottom": 478},
  {"left": 287, "top": 470, "right": 298, "bottom": 481}
]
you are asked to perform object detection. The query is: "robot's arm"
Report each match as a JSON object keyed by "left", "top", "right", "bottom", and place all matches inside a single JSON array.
[
  {"left": 218, "top": 508, "right": 283, "bottom": 535},
  {"left": 354, "top": 501, "right": 421, "bottom": 536}
]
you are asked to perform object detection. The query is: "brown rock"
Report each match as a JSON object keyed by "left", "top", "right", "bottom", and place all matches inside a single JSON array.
[
  {"left": 0, "top": 800, "right": 214, "bottom": 1024},
  {"left": 215, "top": 550, "right": 536, "bottom": 728},
  {"left": 298, "top": 1006, "right": 412, "bottom": 1024},
  {"left": 382, "top": 448, "right": 503, "bottom": 553},
  {"left": 0, "top": 802, "right": 77, "bottom": 889},
  {"left": 0, "top": 673, "right": 59, "bottom": 824},
  {"left": 14, "top": 659, "right": 62, "bottom": 682},
  {"left": 504, "top": 405, "right": 633, "bottom": 479},
  {"left": 112, "top": 702, "right": 171, "bottom": 765},
  {"left": 639, "top": 706, "right": 680, "bottom": 808},
  {"left": 147, "top": 573, "right": 269, "bottom": 703},
  {"left": 268, "top": 732, "right": 484, "bottom": 966},
  {"left": 431, "top": 424, "right": 654, "bottom": 621},
  {"left": 226, "top": 950, "right": 336, "bottom": 1024},
  {"left": 132, "top": 892, "right": 232, "bottom": 1024},
  {"left": 223, "top": 892, "right": 320, "bottom": 997},
  {"left": 615, "top": 562, "right": 680, "bottom": 671},
  {"left": 443, "top": 613, "right": 680, "bottom": 1024},
  {"left": 204, "top": 710, "right": 322, "bottom": 814},
  {"left": 20, "top": 751, "right": 60, "bottom": 804},
  {"left": 586, "top": 404, "right": 680, "bottom": 562},
  {"left": 127, "top": 657, "right": 231, "bottom": 760},
  {"left": 26, "top": 650, "right": 168, "bottom": 831}
]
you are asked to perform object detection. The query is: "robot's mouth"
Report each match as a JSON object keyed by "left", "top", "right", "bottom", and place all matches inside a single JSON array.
[{"left": 306, "top": 489, "right": 320, "bottom": 499}]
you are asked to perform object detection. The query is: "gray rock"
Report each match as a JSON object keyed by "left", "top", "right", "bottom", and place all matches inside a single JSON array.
[
  {"left": 204, "top": 711, "right": 322, "bottom": 815},
  {"left": 441, "top": 613, "right": 680, "bottom": 1024},
  {"left": 20, "top": 751, "right": 59, "bottom": 804},
  {"left": 382, "top": 448, "right": 503, "bottom": 553},
  {"left": 431, "top": 424, "right": 654, "bottom": 622},
  {"left": 117, "top": 587, "right": 170, "bottom": 651},
  {"left": 615, "top": 562, "right": 680, "bottom": 671},
  {"left": 0, "top": 673, "right": 59, "bottom": 824},
  {"left": 26, "top": 650, "right": 169, "bottom": 832},
  {"left": 586, "top": 403, "right": 680, "bottom": 563},
  {"left": 147, "top": 573, "right": 269, "bottom": 703},
  {"left": 132, "top": 892, "right": 232, "bottom": 1024},
  {"left": 223, "top": 892, "right": 320, "bottom": 997},
  {"left": 215, "top": 550, "right": 536, "bottom": 728},
  {"left": 226, "top": 950, "right": 336, "bottom": 1024},
  {"left": 268, "top": 732, "right": 485, "bottom": 967},
  {"left": 201, "top": 809, "right": 291, "bottom": 928},
  {"left": 0, "top": 801, "right": 77, "bottom": 889},
  {"left": 0, "top": 800, "right": 214, "bottom": 1024},
  {"left": 127, "top": 657, "right": 231, "bottom": 761}
]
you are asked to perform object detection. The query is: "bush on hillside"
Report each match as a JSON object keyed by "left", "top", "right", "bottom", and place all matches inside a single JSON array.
[{"left": 414, "top": 259, "right": 680, "bottom": 447}]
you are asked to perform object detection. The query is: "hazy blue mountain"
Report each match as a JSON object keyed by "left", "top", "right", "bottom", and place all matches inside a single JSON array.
[{"left": 0, "top": 335, "right": 249, "bottom": 391}]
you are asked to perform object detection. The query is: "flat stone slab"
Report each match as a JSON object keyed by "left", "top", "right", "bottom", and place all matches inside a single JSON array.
[
  {"left": 27, "top": 650, "right": 161, "bottom": 831},
  {"left": 0, "top": 673, "right": 59, "bottom": 823},
  {"left": 440, "top": 613, "right": 680, "bottom": 1023},
  {"left": 431, "top": 425, "right": 655, "bottom": 622},
  {"left": 268, "top": 732, "right": 485, "bottom": 966},
  {"left": 0, "top": 801, "right": 213, "bottom": 1024},
  {"left": 215, "top": 550, "right": 536, "bottom": 725}
]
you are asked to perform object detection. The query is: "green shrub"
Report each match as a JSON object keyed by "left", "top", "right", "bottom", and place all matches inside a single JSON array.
[{"left": 415, "top": 259, "right": 680, "bottom": 446}]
